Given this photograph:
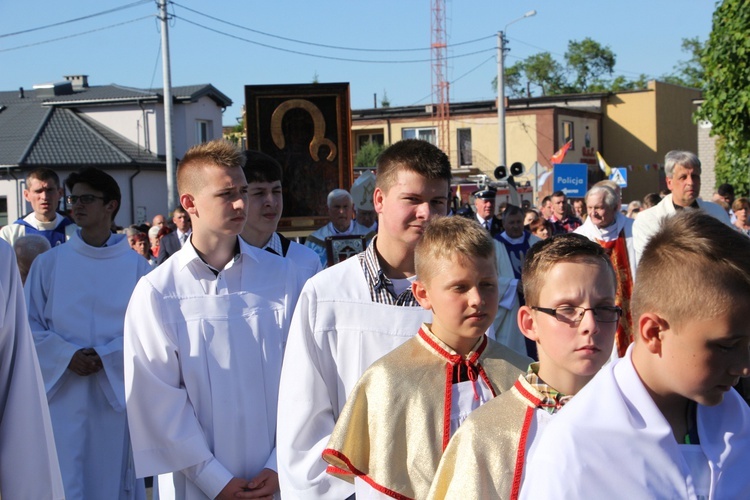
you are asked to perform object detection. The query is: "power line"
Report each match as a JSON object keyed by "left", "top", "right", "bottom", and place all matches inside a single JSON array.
[
  {"left": 0, "top": 16, "right": 154, "bottom": 53},
  {"left": 172, "top": 1, "right": 494, "bottom": 53},
  {"left": 0, "top": 0, "right": 151, "bottom": 39},
  {"left": 175, "top": 15, "right": 494, "bottom": 64},
  {"left": 410, "top": 54, "right": 496, "bottom": 105}
]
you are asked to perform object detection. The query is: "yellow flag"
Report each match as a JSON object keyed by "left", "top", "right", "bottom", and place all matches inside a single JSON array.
[{"left": 596, "top": 151, "right": 611, "bottom": 176}]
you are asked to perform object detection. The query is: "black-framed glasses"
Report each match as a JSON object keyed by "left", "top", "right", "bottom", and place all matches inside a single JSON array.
[
  {"left": 66, "top": 194, "right": 105, "bottom": 205},
  {"left": 531, "top": 305, "right": 622, "bottom": 324}
]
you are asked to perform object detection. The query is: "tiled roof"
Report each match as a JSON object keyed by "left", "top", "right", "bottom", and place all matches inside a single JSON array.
[{"left": 0, "top": 81, "right": 229, "bottom": 169}]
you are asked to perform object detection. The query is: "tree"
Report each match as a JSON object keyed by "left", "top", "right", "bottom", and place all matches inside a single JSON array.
[
  {"left": 522, "top": 52, "right": 567, "bottom": 95},
  {"left": 491, "top": 62, "right": 523, "bottom": 97},
  {"left": 696, "top": 0, "right": 750, "bottom": 196},
  {"left": 662, "top": 37, "right": 706, "bottom": 89},
  {"left": 354, "top": 141, "right": 385, "bottom": 168},
  {"left": 565, "top": 38, "right": 616, "bottom": 92}
]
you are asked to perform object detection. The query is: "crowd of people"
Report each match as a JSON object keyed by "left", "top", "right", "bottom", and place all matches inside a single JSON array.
[{"left": 1, "top": 139, "right": 749, "bottom": 499}]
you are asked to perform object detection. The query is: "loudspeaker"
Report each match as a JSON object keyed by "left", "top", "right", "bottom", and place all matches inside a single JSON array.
[
  {"left": 510, "top": 162, "right": 525, "bottom": 177},
  {"left": 494, "top": 166, "right": 507, "bottom": 180}
]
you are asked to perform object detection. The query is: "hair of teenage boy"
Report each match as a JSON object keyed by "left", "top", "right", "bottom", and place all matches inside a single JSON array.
[
  {"left": 522, "top": 233, "right": 616, "bottom": 307},
  {"left": 414, "top": 215, "right": 496, "bottom": 285},
  {"left": 374, "top": 139, "right": 452, "bottom": 195},
  {"left": 177, "top": 140, "right": 244, "bottom": 196},
  {"left": 632, "top": 210, "right": 750, "bottom": 330},
  {"left": 65, "top": 167, "right": 121, "bottom": 221}
]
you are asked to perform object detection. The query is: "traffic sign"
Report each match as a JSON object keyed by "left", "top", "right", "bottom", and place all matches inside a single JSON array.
[
  {"left": 610, "top": 168, "right": 628, "bottom": 188},
  {"left": 553, "top": 163, "right": 588, "bottom": 197}
]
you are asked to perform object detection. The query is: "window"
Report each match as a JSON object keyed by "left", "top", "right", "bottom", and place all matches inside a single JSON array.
[
  {"left": 196, "top": 120, "right": 213, "bottom": 143},
  {"left": 402, "top": 127, "right": 437, "bottom": 145},
  {"left": 0, "top": 197, "right": 6, "bottom": 226},
  {"left": 357, "top": 132, "right": 384, "bottom": 151},
  {"left": 457, "top": 128, "right": 472, "bottom": 166},
  {"left": 562, "top": 121, "right": 574, "bottom": 150}
]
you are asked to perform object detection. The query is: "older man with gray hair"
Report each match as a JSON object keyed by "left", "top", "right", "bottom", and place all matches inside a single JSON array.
[
  {"left": 305, "top": 188, "right": 372, "bottom": 267},
  {"left": 575, "top": 184, "right": 635, "bottom": 358},
  {"left": 632, "top": 150, "right": 731, "bottom": 262}
]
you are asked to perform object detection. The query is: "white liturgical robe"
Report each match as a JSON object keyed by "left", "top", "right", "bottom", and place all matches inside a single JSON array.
[
  {"left": 25, "top": 231, "right": 150, "bottom": 499},
  {"left": 521, "top": 346, "right": 750, "bottom": 499},
  {"left": 125, "top": 238, "right": 301, "bottom": 500},
  {"left": 277, "top": 254, "right": 433, "bottom": 499},
  {"left": 0, "top": 239, "right": 64, "bottom": 499}
]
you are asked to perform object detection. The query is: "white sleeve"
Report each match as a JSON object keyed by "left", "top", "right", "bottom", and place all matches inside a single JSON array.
[
  {"left": 0, "top": 243, "right": 65, "bottom": 500},
  {"left": 24, "top": 252, "right": 81, "bottom": 396},
  {"left": 124, "top": 277, "right": 230, "bottom": 494},
  {"left": 276, "top": 283, "right": 354, "bottom": 499}
]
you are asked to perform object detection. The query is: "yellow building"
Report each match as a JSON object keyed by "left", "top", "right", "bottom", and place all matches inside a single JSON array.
[{"left": 352, "top": 80, "right": 701, "bottom": 204}]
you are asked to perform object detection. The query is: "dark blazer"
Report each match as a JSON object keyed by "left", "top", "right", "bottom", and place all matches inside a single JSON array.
[{"left": 156, "top": 231, "right": 183, "bottom": 265}]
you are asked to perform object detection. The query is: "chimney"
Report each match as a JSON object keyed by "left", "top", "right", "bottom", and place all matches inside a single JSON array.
[
  {"left": 19, "top": 87, "right": 24, "bottom": 99},
  {"left": 63, "top": 75, "right": 89, "bottom": 90}
]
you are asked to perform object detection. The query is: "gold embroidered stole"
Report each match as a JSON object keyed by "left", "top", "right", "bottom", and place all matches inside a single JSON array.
[
  {"left": 598, "top": 230, "right": 634, "bottom": 357},
  {"left": 323, "top": 326, "right": 527, "bottom": 499},
  {"left": 427, "top": 376, "right": 543, "bottom": 500}
]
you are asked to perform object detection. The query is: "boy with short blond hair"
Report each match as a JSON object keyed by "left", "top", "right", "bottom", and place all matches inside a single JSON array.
[
  {"left": 125, "top": 140, "right": 300, "bottom": 499},
  {"left": 429, "top": 233, "right": 619, "bottom": 499},
  {"left": 522, "top": 210, "right": 750, "bottom": 499},
  {"left": 323, "top": 216, "right": 529, "bottom": 499}
]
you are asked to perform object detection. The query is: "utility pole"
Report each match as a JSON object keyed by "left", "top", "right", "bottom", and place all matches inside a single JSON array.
[
  {"left": 497, "top": 31, "right": 506, "bottom": 169},
  {"left": 159, "top": 0, "right": 177, "bottom": 211},
  {"left": 497, "top": 10, "right": 537, "bottom": 170}
]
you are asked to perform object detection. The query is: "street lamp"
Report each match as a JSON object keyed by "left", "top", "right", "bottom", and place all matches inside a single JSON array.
[{"left": 497, "top": 9, "right": 537, "bottom": 169}]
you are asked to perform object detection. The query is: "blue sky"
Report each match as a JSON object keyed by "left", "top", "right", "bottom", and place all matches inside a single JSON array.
[{"left": 1, "top": 1, "right": 716, "bottom": 126}]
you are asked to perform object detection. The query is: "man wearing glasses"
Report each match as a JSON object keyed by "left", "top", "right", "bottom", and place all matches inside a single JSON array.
[{"left": 24, "top": 167, "right": 151, "bottom": 499}]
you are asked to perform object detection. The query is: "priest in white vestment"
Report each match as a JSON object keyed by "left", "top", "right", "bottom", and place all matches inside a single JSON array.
[
  {"left": 0, "top": 239, "right": 64, "bottom": 500},
  {"left": 25, "top": 168, "right": 150, "bottom": 499}
]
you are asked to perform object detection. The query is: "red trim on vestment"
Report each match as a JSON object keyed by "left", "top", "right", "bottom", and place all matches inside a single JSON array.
[
  {"left": 510, "top": 379, "right": 544, "bottom": 500},
  {"left": 321, "top": 448, "right": 414, "bottom": 500},
  {"left": 477, "top": 366, "right": 497, "bottom": 398},
  {"left": 418, "top": 327, "right": 490, "bottom": 450},
  {"left": 443, "top": 362, "right": 453, "bottom": 451},
  {"left": 325, "top": 464, "right": 352, "bottom": 476}
]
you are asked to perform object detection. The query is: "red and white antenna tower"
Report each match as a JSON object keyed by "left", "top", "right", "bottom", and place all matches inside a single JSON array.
[{"left": 431, "top": 0, "right": 450, "bottom": 157}]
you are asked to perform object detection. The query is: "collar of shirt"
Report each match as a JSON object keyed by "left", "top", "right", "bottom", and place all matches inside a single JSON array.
[
  {"left": 358, "top": 236, "right": 420, "bottom": 307},
  {"left": 672, "top": 200, "right": 700, "bottom": 211},
  {"left": 176, "top": 236, "right": 255, "bottom": 272},
  {"left": 262, "top": 232, "right": 283, "bottom": 256},
  {"left": 525, "top": 362, "right": 572, "bottom": 415},
  {"left": 330, "top": 220, "right": 354, "bottom": 235},
  {"left": 176, "top": 237, "right": 258, "bottom": 295}
]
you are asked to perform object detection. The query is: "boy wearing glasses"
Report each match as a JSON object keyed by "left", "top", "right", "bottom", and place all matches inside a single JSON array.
[
  {"left": 429, "top": 233, "right": 619, "bottom": 499},
  {"left": 25, "top": 168, "right": 150, "bottom": 499},
  {"left": 522, "top": 211, "right": 750, "bottom": 498}
]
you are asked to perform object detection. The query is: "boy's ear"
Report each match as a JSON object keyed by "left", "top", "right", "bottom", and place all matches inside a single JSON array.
[
  {"left": 373, "top": 187, "right": 385, "bottom": 214},
  {"left": 412, "top": 280, "right": 432, "bottom": 311},
  {"left": 637, "top": 313, "right": 669, "bottom": 354},
  {"left": 180, "top": 194, "right": 197, "bottom": 216},
  {"left": 518, "top": 305, "right": 539, "bottom": 342}
]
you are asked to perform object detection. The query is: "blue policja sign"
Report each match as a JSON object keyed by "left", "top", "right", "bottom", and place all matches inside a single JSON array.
[{"left": 553, "top": 163, "right": 588, "bottom": 197}]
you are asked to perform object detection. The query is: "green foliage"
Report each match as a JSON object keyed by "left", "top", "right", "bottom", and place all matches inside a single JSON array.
[
  {"left": 354, "top": 141, "right": 386, "bottom": 168},
  {"left": 696, "top": 0, "right": 750, "bottom": 196},
  {"left": 565, "top": 38, "right": 616, "bottom": 92},
  {"left": 312, "top": 71, "right": 319, "bottom": 84},
  {"left": 523, "top": 52, "right": 567, "bottom": 95},
  {"left": 662, "top": 37, "right": 706, "bottom": 89}
]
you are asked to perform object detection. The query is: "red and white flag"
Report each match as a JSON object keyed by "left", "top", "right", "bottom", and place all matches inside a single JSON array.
[{"left": 549, "top": 140, "right": 572, "bottom": 168}]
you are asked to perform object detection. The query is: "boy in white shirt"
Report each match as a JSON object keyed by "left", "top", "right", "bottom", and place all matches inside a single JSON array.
[
  {"left": 125, "top": 140, "right": 300, "bottom": 499},
  {"left": 522, "top": 210, "right": 750, "bottom": 499}
]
